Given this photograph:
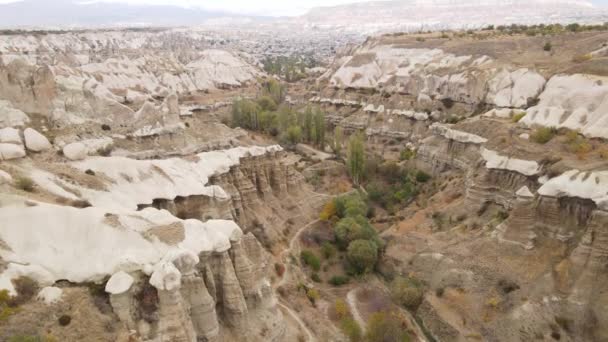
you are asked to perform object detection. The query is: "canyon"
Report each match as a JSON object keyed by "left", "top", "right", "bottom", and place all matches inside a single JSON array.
[{"left": 1, "top": 17, "right": 608, "bottom": 342}]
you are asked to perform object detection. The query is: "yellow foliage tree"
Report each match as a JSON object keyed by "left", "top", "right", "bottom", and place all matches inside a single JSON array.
[{"left": 319, "top": 200, "right": 337, "bottom": 221}]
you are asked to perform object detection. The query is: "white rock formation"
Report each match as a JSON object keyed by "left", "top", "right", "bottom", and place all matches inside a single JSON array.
[
  {"left": 36, "top": 286, "right": 63, "bottom": 305},
  {"left": 326, "top": 45, "right": 545, "bottom": 108},
  {"left": 481, "top": 148, "right": 541, "bottom": 176},
  {"left": 516, "top": 186, "right": 535, "bottom": 198},
  {"left": 486, "top": 68, "right": 546, "bottom": 108},
  {"left": 55, "top": 145, "right": 283, "bottom": 211},
  {"left": 0, "top": 143, "right": 26, "bottom": 160},
  {"left": 521, "top": 74, "right": 608, "bottom": 138},
  {"left": 0, "top": 204, "right": 241, "bottom": 295},
  {"left": 62, "top": 138, "right": 114, "bottom": 161},
  {"left": 62, "top": 142, "right": 87, "bottom": 161},
  {"left": 539, "top": 170, "right": 608, "bottom": 210},
  {"left": 105, "top": 271, "right": 135, "bottom": 295},
  {"left": 430, "top": 123, "right": 488, "bottom": 144},
  {"left": 23, "top": 128, "right": 51, "bottom": 152},
  {"left": 0, "top": 127, "right": 21, "bottom": 144},
  {"left": 0, "top": 100, "right": 29, "bottom": 128}
]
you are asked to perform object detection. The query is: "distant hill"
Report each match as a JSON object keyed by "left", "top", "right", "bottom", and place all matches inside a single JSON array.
[
  {"left": 0, "top": 0, "right": 229, "bottom": 28},
  {"left": 297, "top": 0, "right": 608, "bottom": 33}
]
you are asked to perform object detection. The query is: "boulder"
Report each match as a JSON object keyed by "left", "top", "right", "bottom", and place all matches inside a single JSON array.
[
  {"left": 0, "top": 143, "right": 26, "bottom": 160},
  {"left": 24, "top": 128, "right": 51, "bottom": 152},
  {"left": 0, "top": 100, "right": 29, "bottom": 128},
  {"left": 63, "top": 142, "right": 87, "bottom": 161},
  {"left": 0, "top": 127, "right": 21, "bottom": 144}
]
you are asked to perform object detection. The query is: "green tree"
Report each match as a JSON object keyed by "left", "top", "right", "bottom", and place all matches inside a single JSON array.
[
  {"left": 347, "top": 239, "right": 378, "bottom": 274},
  {"left": 390, "top": 276, "right": 424, "bottom": 311},
  {"left": 262, "top": 78, "right": 285, "bottom": 104},
  {"left": 333, "top": 126, "right": 343, "bottom": 157},
  {"left": 231, "top": 99, "right": 260, "bottom": 130},
  {"left": 303, "top": 107, "right": 315, "bottom": 143},
  {"left": 313, "top": 108, "right": 326, "bottom": 148},
  {"left": 365, "top": 311, "right": 411, "bottom": 342},
  {"left": 257, "top": 96, "right": 278, "bottom": 111},
  {"left": 347, "top": 132, "right": 366, "bottom": 185},
  {"left": 341, "top": 317, "right": 363, "bottom": 342},
  {"left": 285, "top": 125, "right": 303, "bottom": 145}
]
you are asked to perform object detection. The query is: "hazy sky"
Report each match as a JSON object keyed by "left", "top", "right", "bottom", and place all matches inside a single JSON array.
[{"left": 0, "top": 0, "right": 606, "bottom": 16}]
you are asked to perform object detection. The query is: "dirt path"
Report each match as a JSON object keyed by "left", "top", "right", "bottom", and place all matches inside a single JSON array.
[
  {"left": 346, "top": 288, "right": 367, "bottom": 333},
  {"left": 276, "top": 218, "right": 320, "bottom": 289},
  {"left": 273, "top": 216, "right": 321, "bottom": 341},
  {"left": 279, "top": 301, "right": 318, "bottom": 342}
]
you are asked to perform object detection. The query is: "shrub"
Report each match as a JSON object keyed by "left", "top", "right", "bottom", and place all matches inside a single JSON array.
[
  {"left": 274, "top": 263, "right": 285, "bottom": 277},
  {"left": 321, "top": 242, "right": 336, "bottom": 259},
  {"left": 311, "top": 273, "right": 321, "bottom": 282},
  {"left": 399, "top": 148, "right": 415, "bottom": 161},
  {"left": 347, "top": 239, "right": 378, "bottom": 274},
  {"left": 572, "top": 54, "right": 592, "bottom": 63},
  {"left": 511, "top": 112, "right": 526, "bottom": 123},
  {"left": 301, "top": 250, "right": 321, "bottom": 271},
  {"left": 543, "top": 42, "right": 552, "bottom": 51},
  {"left": 329, "top": 275, "right": 350, "bottom": 286},
  {"left": 390, "top": 276, "right": 424, "bottom": 311},
  {"left": 334, "top": 299, "right": 349, "bottom": 319},
  {"left": 15, "top": 176, "right": 35, "bottom": 192},
  {"left": 531, "top": 127, "right": 556, "bottom": 144},
  {"left": 320, "top": 201, "right": 337, "bottom": 221},
  {"left": 340, "top": 317, "right": 363, "bottom": 342},
  {"left": 334, "top": 217, "right": 368, "bottom": 247},
  {"left": 256, "top": 96, "right": 278, "bottom": 111},
  {"left": 58, "top": 314, "right": 72, "bottom": 326},
  {"left": 285, "top": 125, "right": 303, "bottom": 145},
  {"left": 365, "top": 311, "right": 411, "bottom": 342},
  {"left": 306, "top": 288, "right": 320, "bottom": 305},
  {"left": 599, "top": 147, "right": 608, "bottom": 160},
  {"left": 10, "top": 276, "right": 39, "bottom": 306},
  {"left": 415, "top": 170, "right": 431, "bottom": 183}
]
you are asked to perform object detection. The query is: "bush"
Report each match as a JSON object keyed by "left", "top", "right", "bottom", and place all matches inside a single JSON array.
[
  {"left": 274, "top": 263, "right": 285, "bottom": 277},
  {"left": 543, "top": 42, "right": 552, "bottom": 51},
  {"left": 15, "top": 176, "right": 35, "bottom": 192},
  {"left": 365, "top": 311, "right": 411, "bottom": 342},
  {"left": 301, "top": 250, "right": 321, "bottom": 271},
  {"left": 340, "top": 317, "right": 363, "bottom": 342},
  {"left": 329, "top": 275, "right": 350, "bottom": 286},
  {"left": 399, "top": 148, "right": 415, "bottom": 161},
  {"left": 415, "top": 170, "right": 431, "bottom": 183},
  {"left": 320, "top": 201, "right": 337, "bottom": 221},
  {"left": 256, "top": 96, "right": 278, "bottom": 111},
  {"left": 311, "top": 273, "right": 321, "bottom": 283},
  {"left": 334, "top": 299, "right": 349, "bottom": 319},
  {"left": 347, "top": 239, "right": 378, "bottom": 274},
  {"left": 572, "top": 54, "right": 592, "bottom": 63},
  {"left": 511, "top": 112, "right": 526, "bottom": 123},
  {"left": 390, "top": 276, "right": 424, "bottom": 311},
  {"left": 58, "top": 314, "right": 72, "bottom": 326},
  {"left": 285, "top": 125, "right": 303, "bottom": 145},
  {"left": 10, "top": 276, "right": 39, "bottom": 306},
  {"left": 306, "top": 288, "right": 320, "bottom": 305},
  {"left": 321, "top": 242, "right": 336, "bottom": 259},
  {"left": 334, "top": 216, "right": 376, "bottom": 248},
  {"left": 531, "top": 127, "right": 556, "bottom": 144}
]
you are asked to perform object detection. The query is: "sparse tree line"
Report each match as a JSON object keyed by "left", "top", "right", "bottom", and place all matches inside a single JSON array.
[
  {"left": 231, "top": 79, "right": 326, "bottom": 147},
  {"left": 261, "top": 54, "right": 319, "bottom": 82}
]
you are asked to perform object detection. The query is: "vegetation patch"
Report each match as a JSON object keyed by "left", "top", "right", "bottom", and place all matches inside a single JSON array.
[{"left": 531, "top": 127, "right": 556, "bottom": 144}]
